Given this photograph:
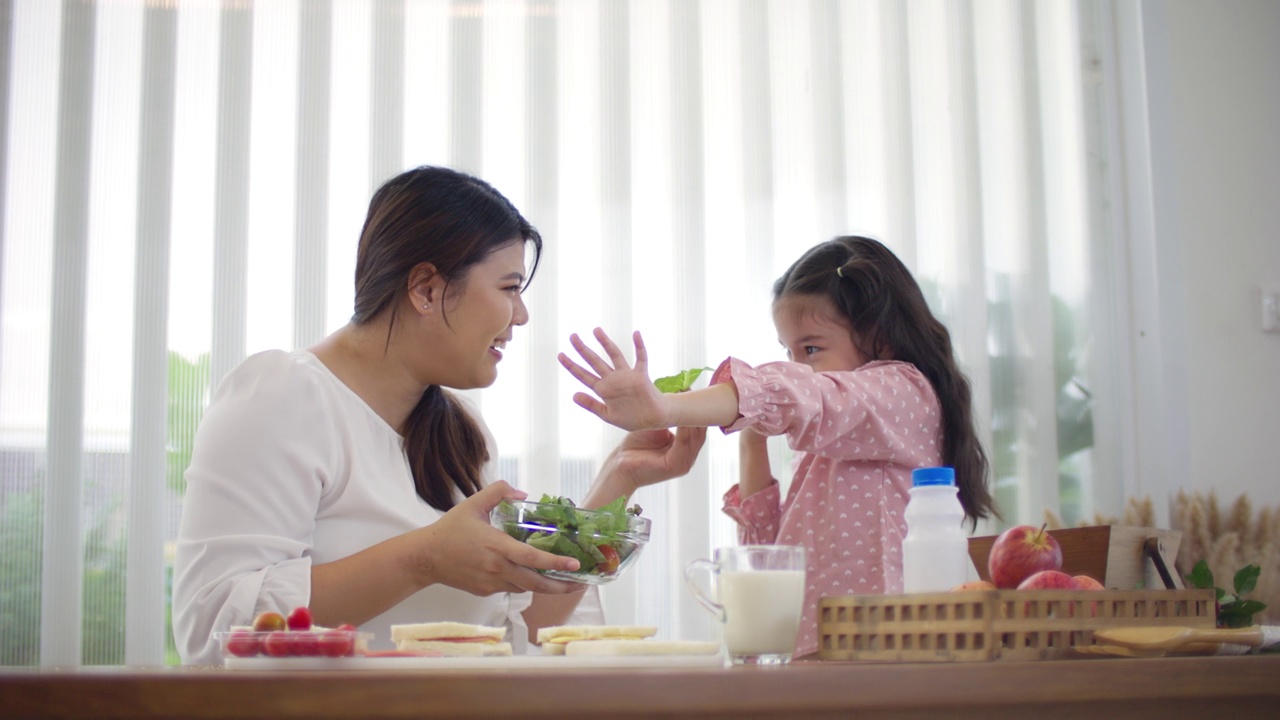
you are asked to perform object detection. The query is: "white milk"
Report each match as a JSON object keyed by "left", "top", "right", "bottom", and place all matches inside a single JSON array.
[{"left": 718, "top": 569, "right": 806, "bottom": 656}]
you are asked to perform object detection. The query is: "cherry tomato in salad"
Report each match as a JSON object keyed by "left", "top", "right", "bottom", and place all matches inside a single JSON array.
[{"left": 597, "top": 545, "right": 621, "bottom": 574}]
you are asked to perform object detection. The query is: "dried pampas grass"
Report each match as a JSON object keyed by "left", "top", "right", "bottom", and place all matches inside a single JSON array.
[
  {"left": 1171, "top": 489, "right": 1279, "bottom": 624},
  {"left": 1042, "top": 495, "right": 1155, "bottom": 530}
]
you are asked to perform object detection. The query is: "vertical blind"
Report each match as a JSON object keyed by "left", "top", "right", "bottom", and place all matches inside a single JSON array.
[{"left": 0, "top": 0, "right": 1134, "bottom": 666}]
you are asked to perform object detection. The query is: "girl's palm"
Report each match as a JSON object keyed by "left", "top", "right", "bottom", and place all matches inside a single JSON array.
[{"left": 559, "top": 329, "right": 670, "bottom": 431}]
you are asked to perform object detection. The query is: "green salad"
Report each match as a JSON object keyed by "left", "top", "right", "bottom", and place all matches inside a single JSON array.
[{"left": 498, "top": 494, "right": 644, "bottom": 577}]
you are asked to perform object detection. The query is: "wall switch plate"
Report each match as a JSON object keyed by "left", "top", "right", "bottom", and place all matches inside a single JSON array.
[{"left": 1264, "top": 289, "right": 1280, "bottom": 333}]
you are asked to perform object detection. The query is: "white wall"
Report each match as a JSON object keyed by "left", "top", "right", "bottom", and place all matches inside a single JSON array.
[{"left": 1142, "top": 0, "right": 1280, "bottom": 510}]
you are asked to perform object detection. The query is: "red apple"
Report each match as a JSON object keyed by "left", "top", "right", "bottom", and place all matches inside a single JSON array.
[
  {"left": 950, "top": 580, "right": 997, "bottom": 592},
  {"left": 1017, "top": 569, "right": 1080, "bottom": 590},
  {"left": 987, "top": 524, "right": 1063, "bottom": 588},
  {"left": 1073, "top": 574, "right": 1105, "bottom": 590},
  {"left": 1073, "top": 574, "right": 1105, "bottom": 617}
]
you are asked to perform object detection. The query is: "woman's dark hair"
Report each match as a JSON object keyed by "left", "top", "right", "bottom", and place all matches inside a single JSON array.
[
  {"left": 772, "top": 236, "right": 997, "bottom": 526},
  {"left": 351, "top": 165, "right": 542, "bottom": 512}
]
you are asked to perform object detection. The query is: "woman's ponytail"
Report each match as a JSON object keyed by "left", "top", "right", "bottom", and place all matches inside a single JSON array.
[{"left": 403, "top": 386, "right": 487, "bottom": 511}]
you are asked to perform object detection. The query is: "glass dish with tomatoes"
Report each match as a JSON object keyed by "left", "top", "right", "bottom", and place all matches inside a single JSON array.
[
  {"left": 492, "top": 495, "right": 651, "bottom": 585},
  {"left": 215, "top": 627, "right": 371, "bottom": 660}
]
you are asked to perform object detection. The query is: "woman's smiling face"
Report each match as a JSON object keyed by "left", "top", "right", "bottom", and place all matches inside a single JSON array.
[
  {"left": 430, "top": 240, "right": 530, "bottom": 389},
  {"left": 772, "top": 293, "right": 870, "bottom": 373}
]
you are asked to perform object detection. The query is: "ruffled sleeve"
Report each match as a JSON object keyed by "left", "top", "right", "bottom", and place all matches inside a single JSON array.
[{"left": 722, "top": 480, "right": 783, "bottom": 544}]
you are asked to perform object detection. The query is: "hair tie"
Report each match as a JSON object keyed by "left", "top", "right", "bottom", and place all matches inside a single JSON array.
[{"left": 836, "top": 266, "right": 844, "bottom": 278}]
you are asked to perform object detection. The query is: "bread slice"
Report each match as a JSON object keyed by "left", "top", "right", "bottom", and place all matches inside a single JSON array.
[
  {"left": 396, "top": 638, "right": 514, "bottom": 657},
  {"left": 563, "top": 639, "right": 721, "bottom": 657},
  {"left": 390, "top": 622, "right": 507, "bottom": 644},
  {"left": 536, "top": 624, "right": 658, "bottom": 646}
]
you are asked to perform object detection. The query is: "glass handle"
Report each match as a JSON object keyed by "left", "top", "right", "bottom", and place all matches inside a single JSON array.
[{"left": 683, "top": 558, "right": 725, "bottom": 623}]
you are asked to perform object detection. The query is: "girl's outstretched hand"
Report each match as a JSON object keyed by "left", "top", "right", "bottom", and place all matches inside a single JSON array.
[{"left": 558, "top": 328, "right": 671, "bottom": 431}]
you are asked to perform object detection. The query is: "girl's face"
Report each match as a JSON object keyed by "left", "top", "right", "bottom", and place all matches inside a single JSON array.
[
  {"left": 772, "top": 293, "right": 870, "bottom": 373},
  {"left": 429, "top": 240, "right": 530, "bottom": 389}
]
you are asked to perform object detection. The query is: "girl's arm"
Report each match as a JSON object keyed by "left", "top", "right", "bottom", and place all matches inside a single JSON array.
[
  {"left": 520, "top": 588, "right": 589, "bottom": 643},
  {"left": 737, "top": 428, "right": 773, "bottom": 498},
  {"left": 560, "top": 328, "right": 740, "bottom": 431}
]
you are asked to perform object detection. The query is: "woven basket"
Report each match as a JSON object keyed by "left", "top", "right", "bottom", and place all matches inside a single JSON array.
[{"left": 818, "top": 588, "right": 1215, "bottom": 662}]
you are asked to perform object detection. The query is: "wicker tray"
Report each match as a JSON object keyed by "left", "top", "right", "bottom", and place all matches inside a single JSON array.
[{"left": 818, "top": 588, "right": 1216, "bottom": 662}]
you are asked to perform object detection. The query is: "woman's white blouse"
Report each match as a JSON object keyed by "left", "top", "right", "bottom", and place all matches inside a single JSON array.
[{"left": 172, "top": 349, "right": 531, "bottom": 665}]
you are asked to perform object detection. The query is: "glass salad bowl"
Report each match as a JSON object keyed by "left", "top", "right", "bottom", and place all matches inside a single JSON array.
[{"left": 491, "top": 496, "right": 651, "bottom": 585}]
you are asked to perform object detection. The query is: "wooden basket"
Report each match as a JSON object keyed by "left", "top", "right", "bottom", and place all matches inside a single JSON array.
[
  {"left": 966, "top": 525, "right": 1185, "bottom": 590},
  {"left": 818, "top": 588, "right": 1215, "bottom": 662}
]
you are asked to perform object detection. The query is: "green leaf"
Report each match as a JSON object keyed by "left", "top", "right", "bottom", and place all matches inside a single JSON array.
[
  {"left": 1217, "top": 600, "right": 1264, "bottom": 628},
  {"left": 597, "top": 495, "right": 627, "bottom": 517},
  {"left": 1233, "top": 599, "right": 1268, "bottom": 617},
  {"left": 654, "top": 367, "right": 714, "bottom": 393},
  {"left": 1185, "top": 559, "right": 1214, "bottom": 589},
  {"left": 1234, "top": 564, "right": 1262, "bottom": 595}
]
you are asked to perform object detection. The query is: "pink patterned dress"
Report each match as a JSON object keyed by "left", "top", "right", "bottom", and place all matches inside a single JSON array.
[{"left": 713, "top": 357, "right": 944, "bottom": 657}]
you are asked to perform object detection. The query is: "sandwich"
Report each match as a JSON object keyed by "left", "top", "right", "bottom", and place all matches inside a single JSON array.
[
  {"left": 389, "top": 622, "right": 513, "bottom": 657},
  {"left": 563, "top": 639, "right": 722, "bottom": 657},
  {"left": 536, "top": 624, "right": 658, "bottom": 655},
  {"left": 537, "top": 624, "right": 720, "bottom": 657}
]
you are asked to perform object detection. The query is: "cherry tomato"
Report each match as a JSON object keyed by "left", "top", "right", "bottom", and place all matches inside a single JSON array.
[
  {"left": 318, "top": 631, "right": 356, "bottom": 657},
  {"left": 251, "top": 611, "right": 286, "bottom": 633},
  {"left": 225, "top": 631, "right": 261, "bottom": 658},
  {"left": 597, "top": 545, "right": 621, "bottom": 574},
  {"left": 286, "top": 606, "right": 313, "bottom": 631},
  {"left": 291, "top": 632, "right": 321, "bottom": 656},
  {"left": 263, "top": 631, "right": 293, "bottom": 657}
]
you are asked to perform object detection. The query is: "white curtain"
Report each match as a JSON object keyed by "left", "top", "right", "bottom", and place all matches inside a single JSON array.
[{"left": 0, "top": 0, "right": 1138, "bottom": 666}]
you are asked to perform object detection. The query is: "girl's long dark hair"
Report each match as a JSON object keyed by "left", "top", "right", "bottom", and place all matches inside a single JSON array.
[
  {"left": 772, "top": 236, "right": 997, "bottom": 525},
  {"left": 351, "top": 166, "right": 542, "bottom": 511}
]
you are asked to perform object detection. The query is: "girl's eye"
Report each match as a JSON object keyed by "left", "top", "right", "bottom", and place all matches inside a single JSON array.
[{"left": 804, "top": 346, "right": 819, "bottom": 356}]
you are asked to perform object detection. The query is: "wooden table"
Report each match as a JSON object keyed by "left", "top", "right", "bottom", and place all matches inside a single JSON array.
[{"left": 4, "top": 655, "right": 1279, "bottom": 719}]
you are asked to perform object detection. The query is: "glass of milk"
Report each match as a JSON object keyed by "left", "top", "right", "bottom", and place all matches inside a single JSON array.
[{"left": 683, "top": 545, "right": 806, "bottom": 665}]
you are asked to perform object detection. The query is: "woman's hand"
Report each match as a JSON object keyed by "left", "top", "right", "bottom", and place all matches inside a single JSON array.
[
  {"left": 412, "top": 482, "right": 585, "bottom": 596},
  {"left": 582, "top": 427, "right": 708, "bottom": 507},
  {"left": 604, "top": 427, "right": 708, "bottom": 491},
  {"left": 308, "top": 482, "right": 581, "bottom": 628},
  {"left": 558, "top": 329, "right": 671, "bottom": 431}
]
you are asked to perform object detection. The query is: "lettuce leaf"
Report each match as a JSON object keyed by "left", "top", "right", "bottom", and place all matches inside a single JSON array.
[{"left": 653, "top": 366, "right": 713, "bottom": 394}]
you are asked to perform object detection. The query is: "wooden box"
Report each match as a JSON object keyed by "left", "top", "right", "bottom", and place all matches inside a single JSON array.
[
  {"left": 966, "top": 525, "right": 1184, "bottom": 590},
  {"left": 818, "top": 588, "right": 1215, "bottom": 662}
]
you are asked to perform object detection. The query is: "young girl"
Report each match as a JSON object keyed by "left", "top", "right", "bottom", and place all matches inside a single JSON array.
[{"left": 559, "top": 236, "right": 997, "bottom": 658}]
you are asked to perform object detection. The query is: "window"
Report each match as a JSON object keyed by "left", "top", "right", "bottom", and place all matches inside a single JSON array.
[{"left": 0, "top": 0, "right": 1132, "bottom": 665}]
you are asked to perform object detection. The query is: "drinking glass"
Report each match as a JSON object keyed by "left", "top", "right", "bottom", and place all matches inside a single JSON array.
[{"left": 684, "top": 545, "right": 806, "bottom": 665}]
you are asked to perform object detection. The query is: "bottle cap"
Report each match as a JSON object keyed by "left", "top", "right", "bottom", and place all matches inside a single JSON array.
[{"left": 911, "top": 466, "right": 955, "bottom": 487}]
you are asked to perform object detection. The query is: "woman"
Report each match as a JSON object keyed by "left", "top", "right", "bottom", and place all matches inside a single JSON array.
[{"left": 173, "top": 166, "right": 704, "bottom": 664}]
